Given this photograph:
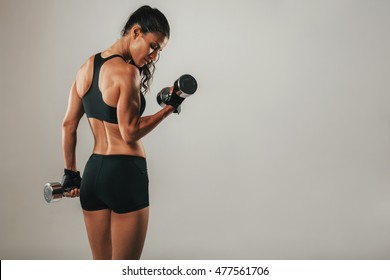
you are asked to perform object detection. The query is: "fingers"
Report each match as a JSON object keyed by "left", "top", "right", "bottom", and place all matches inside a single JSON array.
[{"left": 63, "top": 188, "right": 80, "bottom": 198}]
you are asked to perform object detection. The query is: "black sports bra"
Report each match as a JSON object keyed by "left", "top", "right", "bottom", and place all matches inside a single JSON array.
[{"left": 82, "top": 53, "right": 146, "bottom": 124}]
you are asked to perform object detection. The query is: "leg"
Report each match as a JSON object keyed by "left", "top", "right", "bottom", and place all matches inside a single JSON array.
[
  {"left": 111, "top": 207, "right": 149, "bottom": 260},
  {"left": 82, "top": 209, "right": 112, "bottom": 260}
]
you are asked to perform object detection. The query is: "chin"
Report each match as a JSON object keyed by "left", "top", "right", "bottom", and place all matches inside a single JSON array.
[
  {"left": 135, "top": 61, "right": 145, "bottom": 68},
  {"left": 131, "top": 60, "right": 142, "bottom": 68}
]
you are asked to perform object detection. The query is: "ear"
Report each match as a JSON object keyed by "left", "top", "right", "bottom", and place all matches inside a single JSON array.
[{"left": 131, "top": 25, "right": 142, "bottom": 39}]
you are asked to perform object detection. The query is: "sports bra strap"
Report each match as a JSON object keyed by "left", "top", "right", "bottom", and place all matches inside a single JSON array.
[{"left": 100, "top": 53, "right": 125, "bottom": 61}]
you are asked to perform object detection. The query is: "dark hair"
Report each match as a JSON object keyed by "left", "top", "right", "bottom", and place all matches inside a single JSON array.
[{"left": 121, "top": 5, "right": 170, "bottom": 94}]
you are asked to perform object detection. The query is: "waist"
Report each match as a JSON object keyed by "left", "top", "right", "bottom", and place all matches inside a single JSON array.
[
  {"left": 93, "top": 139, "right": 146, "bottom": 158},
  {"left": 90, "top": 153, "right": 146, "bottom": 160}
]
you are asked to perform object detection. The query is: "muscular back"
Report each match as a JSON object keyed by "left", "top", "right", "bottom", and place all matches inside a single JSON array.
[{"left": 75, "top": 53, "right": 146, "bottom": 157}]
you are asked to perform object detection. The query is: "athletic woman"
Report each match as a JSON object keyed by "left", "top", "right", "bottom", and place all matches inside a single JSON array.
[{"left": 61, "top": 5, "right": 185, "bottom": 259}]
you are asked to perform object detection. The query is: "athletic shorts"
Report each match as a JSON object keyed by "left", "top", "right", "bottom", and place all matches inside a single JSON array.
[{"left": 80, "top": 154, "right": 149, "bottom": 213}]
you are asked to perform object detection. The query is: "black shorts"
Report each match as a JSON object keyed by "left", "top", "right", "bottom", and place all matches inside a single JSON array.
[{"left": 80, "top": 154, "right": 149, "bottom": 213}]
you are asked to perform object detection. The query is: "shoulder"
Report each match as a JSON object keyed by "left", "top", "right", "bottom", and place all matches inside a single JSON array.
[
  {"left": 109, "top": 60, "right": 141, "bottom": 92},
  {"left": 74, "top": 55, "right": 96, "bottom": 96},
  {"left": 114, "top": 61, "right": 140, "bottom": 84},
  {"left": 75, "top": 55, "right": 94, "bottom": 79}
]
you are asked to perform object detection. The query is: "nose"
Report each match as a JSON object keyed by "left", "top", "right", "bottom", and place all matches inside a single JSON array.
[{"left": 149, "top": 50, "right": 160, "bottom": 63}]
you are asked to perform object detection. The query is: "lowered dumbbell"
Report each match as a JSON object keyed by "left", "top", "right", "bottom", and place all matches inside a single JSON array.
[
  {"left": 44, "top": 182, "right": 65, "bottom": 203},
  {"left": 157, "top": 74, "right": 197, "bottom": 114},
  {"left": 43, "top": 169, "right": 81, "bottom": 203}
]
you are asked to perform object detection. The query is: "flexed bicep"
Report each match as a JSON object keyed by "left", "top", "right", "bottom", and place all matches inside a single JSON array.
[
  {"left": 116, "top": 64, "right": 175, "bottom": 144},
  {"left": 117, "top": 69, "right": 142, "bottom": 144}
]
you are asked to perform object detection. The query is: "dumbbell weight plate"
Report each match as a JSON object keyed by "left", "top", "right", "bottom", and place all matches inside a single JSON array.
[
  {"left": 156, "top": 87, "right": 171, "bottom": 107},
  {"left": 44, "top": 182, "right": 63, "bottom": 203},
  {"left": 176, "top": 74, "right": 198, "bottom": 97}
]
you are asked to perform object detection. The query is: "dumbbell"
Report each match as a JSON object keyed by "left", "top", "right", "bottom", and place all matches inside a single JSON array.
[
  {"left": 43, "top": 182, "right": 66, "bottom": 203},
  {"left": 44, "top": 169, "right": 81, "bottom": 203},
  {"left": 157, "top": 74, "right": 197, "bottom": 114}
]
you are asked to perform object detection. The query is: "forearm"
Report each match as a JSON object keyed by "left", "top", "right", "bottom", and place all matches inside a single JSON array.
[
  {"left": 129, "top": 105, "right": 175, "bottom": 142},
  {"left": 62, "top": 125, "right": 78, "bottom": 171}
]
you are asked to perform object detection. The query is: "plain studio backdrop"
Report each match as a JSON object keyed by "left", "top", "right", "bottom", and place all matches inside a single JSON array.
[{"left": 0, "top": 0, "right": 389, "bottom": 260}]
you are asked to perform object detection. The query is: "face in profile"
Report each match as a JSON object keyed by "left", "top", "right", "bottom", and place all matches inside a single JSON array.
[{"left": 129, "top": 28, "right": 168, "bottom": 67}]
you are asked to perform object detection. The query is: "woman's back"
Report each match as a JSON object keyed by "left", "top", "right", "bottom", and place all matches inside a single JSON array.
[{"left": 75, "top": 52, "right": 146, "bottom": 157}]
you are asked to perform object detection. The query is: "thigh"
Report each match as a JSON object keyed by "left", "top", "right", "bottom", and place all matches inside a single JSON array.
[
  {"left": 111, "top": 207, "right": 149, "bottom": 260},
  {"left": 83, "top": 209, "right": 112, "bottom": 260}
]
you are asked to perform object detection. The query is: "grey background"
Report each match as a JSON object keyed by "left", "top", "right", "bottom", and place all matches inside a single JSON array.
[{"left": 1, "top": 0, "right": 389, "bottom": 259}]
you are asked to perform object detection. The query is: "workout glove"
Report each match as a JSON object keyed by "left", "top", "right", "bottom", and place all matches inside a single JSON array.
[
  {"left": 61, "top": 169, "right": 81, "bottom": 192},
  {"left": 166, "top": 90, "right": 185, "bottom": 113}
]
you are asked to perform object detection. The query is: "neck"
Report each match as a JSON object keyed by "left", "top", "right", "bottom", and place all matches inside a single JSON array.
[{"left": 104, "top": 36, "right": 132, "bottom": 62}]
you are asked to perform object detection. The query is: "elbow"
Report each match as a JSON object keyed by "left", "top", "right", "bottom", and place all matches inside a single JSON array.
[
  {"left": 62, "top": 119, "right": 78, "bottom": 133},
  {"left": 123, "top": 127, "right": 140, "bottom": 144}
]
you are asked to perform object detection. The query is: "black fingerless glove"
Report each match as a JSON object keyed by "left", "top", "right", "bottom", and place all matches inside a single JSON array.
[
  {"left": 165, "top": 91, "right": 185, "bottom": 113},
  {"left": 166, "top": 79, "right": 187, "bottom": 113},
  {"left": 61, "top": 169, "right": 81, "bottom": 192}
]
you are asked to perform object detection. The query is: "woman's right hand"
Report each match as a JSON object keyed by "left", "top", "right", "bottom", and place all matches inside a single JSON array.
[
  {"left": 62, "top": 169, "right": 81, "bottom": 198},
  {"left": 64, "top": 188, "right": 80, "bottom": 198}
]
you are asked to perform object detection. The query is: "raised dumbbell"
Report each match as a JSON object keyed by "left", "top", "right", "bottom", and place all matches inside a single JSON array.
[{"left": 157, "top": 74, "right": 198, "bottom": 114}]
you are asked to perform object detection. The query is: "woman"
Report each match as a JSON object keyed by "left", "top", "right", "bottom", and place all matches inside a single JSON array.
[{"left": 61, "top": 5, "right": 185, "bottom": 260}]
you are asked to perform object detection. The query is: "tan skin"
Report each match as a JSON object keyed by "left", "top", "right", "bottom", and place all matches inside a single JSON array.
[{"left": 62, "top": 25, "right": 173, "bottom": 259}]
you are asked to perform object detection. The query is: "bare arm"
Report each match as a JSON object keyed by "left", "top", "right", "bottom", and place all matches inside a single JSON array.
[
  {"left": 117, "top": 68, "right": 175, "bottom": 143},
  {"left": 62, "top": 80, "right": 84, "bottom": 171}
]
